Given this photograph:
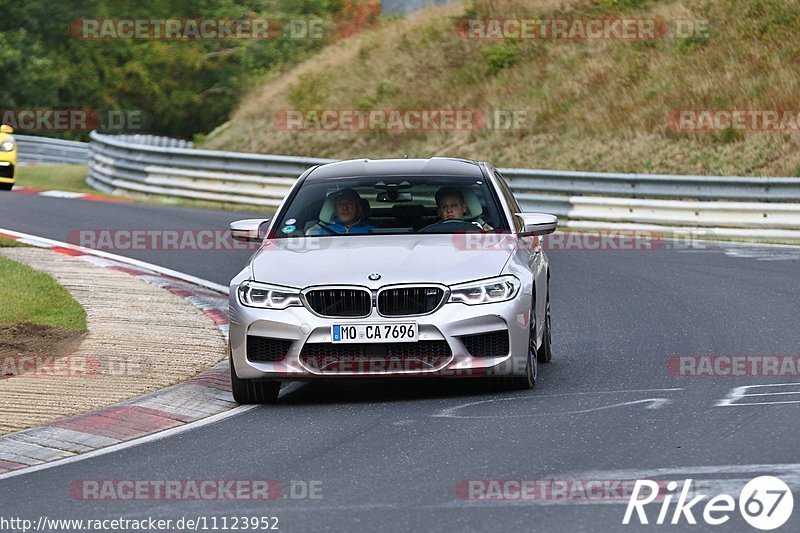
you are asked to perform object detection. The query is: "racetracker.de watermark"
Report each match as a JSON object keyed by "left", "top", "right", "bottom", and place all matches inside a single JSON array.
[
  {"left": 667, "top": 355, "right": 800, "bottom": 377},
  {"left": 456, "top": 479, "right": 689, "bottom": 502},
  {"left": 273, "top": 109, "right": 534, "bottom": 131},
  {"left": 456, "top": 18, "right": 710, "bottom": 40},
  {"left": 68, "top": 229, "right": 264, "bottom": 251},
  {"left": 1, "top": 109, "right": 146, "bottom": 132},
  {"left": 68, "top": 229, "right": 716, "bottom": 253},
  {"left": 69, "top": 18, "right": 325, "bottom": 40},
  {"left": 451, "top": 231, "right": 711, "bottom": 252},
  {"left": 667, "top": 110, "right": 800, "bottom": 131},
  {"left": 1, "top": 354, "right": 153, "bottom": 378},
  {"left": 69, "top": 479, "right": 322, "bottom": 501},
  {"left": 294, "top": 354, "right": 537, "bottom": 377}
]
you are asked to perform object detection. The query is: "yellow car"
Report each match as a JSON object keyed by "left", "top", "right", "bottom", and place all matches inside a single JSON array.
[{"left": 0, "top": 124, "right": 17, "bottom": 190}]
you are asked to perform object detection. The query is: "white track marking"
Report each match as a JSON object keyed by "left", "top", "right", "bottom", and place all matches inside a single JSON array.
[
  {"left": 717, "top": 382, "right": 800, "bottom": 406},
  {"left": 433, "top": 388, "right": 681, "bottom": 419},
  {"left": 0, "top": 227, "right": 252, "bottom": 480},
  {"left": 131, "top": 464, "right": 800, "bottom": 511},
  {"left": 0, "top": 227, "right": 229, "bottom": 294},
  {"left": 37, "top": 190, "right": 86, "bottom": 199},
  {"left": 0, "top": 406, "right": 256, "bottom": 481},
  {"left": 436, "top": 463, "right": 800, "bottom": 508},
  {"left": 566, "top": 463, "right": 800, "bottom": 480},
  {"left": 0, "top": 379, "right": 307, "bottom": 481},
  {"left": 505, "top": 387, "right": 683, "bottom": 397}
]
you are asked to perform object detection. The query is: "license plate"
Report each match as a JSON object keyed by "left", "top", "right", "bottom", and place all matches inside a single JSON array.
[{"left": 332, "top": 323, "right": 418, "bottom": 343}]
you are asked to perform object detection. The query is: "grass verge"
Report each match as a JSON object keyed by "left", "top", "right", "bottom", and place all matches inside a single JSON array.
[
  {"left": 15, "top": 165, "right": 270, "bottom": 213},
  {"left": 16, "top": 165, "right": 97, "bottom": 195},
  {"left": 0, "top": 236, "right": 26, "bottom": 248},
  {"left": 0, "top": 255, "right": 87, "bottom": 332}
]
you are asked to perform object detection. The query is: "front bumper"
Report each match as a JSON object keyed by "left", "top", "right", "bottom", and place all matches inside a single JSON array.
[{"left": 229, "top": 290, "right": 532, "bottom": 380}]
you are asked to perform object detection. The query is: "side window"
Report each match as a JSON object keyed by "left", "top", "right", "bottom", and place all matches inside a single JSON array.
[{"left": 494, "top": 171, "right": 523, "bottom": 232}]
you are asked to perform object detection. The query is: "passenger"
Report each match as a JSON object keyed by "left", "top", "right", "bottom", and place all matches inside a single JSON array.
[{"left": 311, "top": 188, "right": 374, "bottom": 235}]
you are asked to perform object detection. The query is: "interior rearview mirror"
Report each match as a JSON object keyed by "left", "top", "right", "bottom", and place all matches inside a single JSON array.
[{"left": 377, "top": 192, "right": 413, "bottom": 202}]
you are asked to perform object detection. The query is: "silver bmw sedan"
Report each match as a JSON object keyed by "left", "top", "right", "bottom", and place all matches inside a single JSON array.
[{"left": 228, "top": 157, "right": 557, "bottom": 403}]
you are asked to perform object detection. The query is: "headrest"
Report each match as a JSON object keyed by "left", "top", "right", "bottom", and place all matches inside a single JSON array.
[
  {"left": 318, "top": 191, "right": 368, "bottom": 224},
  {"left": 461, "top": 188, "right": 483, "bottom": 220},
  {"left": 318, "top": 194, "right": 336, "bottom": 224}
]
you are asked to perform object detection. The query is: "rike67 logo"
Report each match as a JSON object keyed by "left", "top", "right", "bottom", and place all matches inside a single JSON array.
[{"left": 624, "top": 476, "right": 793, "bottom": 530}]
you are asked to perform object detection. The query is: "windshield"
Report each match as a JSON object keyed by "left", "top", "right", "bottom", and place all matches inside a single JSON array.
[{"left": 269, "top": 175, "right": 510, "bottom": 238}]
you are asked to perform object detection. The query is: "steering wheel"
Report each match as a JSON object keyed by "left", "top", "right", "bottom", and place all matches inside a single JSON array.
[
  {"left": 304, "top": 222, "right": 338, "bottom": 236},
  {"left": 418, "top": 219, "right": 483, "bottom": 233}
]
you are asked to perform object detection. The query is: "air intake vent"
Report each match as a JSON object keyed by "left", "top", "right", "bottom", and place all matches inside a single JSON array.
[
  {"left": 299, "top": 341, "right": 453, "bottom": 373},
  {"left": 247, "top": 336, "right": 292, "bottom": 362},
  {"left": 460, "top": 330, "right": 510, "bottom": 358},
  {"left": 300, "top": 340, "right": 452, "bottom": 358}
]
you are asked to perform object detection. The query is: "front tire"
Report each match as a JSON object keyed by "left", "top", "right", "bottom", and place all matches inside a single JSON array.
[
  {"left": 536, "top": 287, "right": 552, "bottom": 363},
  {"left": 496, "top": 304, "right": 538, "bottom": 391},
  {"left": 0, "top": 182, "right": 13, "bottom": 191},
  {"left": 230, "top": 353, "right": 281, "bottom": 404}
]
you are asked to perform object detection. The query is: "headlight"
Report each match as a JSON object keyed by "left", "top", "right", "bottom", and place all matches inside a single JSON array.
[
  {"left": 238, "top": 280, "right": 302, "bottom": 309},
  {"left": 0, "top": 140, "right": 15, "bottom": 152},
  {"left": 448, "top": 275, "right": 521, "bottom": 305}
]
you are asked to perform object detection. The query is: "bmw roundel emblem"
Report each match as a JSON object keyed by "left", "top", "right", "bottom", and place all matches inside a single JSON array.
[{"left": 368, "top": 273, "right": 381, "bottom": 281}]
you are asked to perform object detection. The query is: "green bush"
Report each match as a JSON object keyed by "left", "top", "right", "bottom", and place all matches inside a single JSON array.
[
  {"left": 0, "top": 0, "right": 335, "bottom": 140},
  {"left": 481, "top": 42, "right": 520, "bottom": 75},
  {"left": 596, "top": 0, "right": 651, "bottom": 9},
  {"left": 288, "top": 72, "right": 331, "bottom": 109}
]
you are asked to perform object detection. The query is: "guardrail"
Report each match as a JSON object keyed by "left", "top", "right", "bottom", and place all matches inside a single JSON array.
[
  {"left": 15, "top": 135, "right": 89, "bottom": 165},
  {"left": 85, "top": 131, "right": 800, "bottom": 242},
  {"left": 105, "top": 134, "right": 195, "bottom": 149},
  {"left": 87, "top": 131, "right": 333, "bottom": 207}
]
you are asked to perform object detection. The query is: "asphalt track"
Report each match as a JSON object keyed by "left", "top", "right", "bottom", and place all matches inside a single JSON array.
[{"left": 2, "top": 192, "right": 800, "bottom": 532}]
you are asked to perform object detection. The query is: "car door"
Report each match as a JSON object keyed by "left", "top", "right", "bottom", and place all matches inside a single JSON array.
[{"left": 494, "top": 169, "right": 548, "bottom": 343}]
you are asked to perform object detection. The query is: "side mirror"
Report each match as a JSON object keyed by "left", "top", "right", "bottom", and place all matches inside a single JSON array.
[
  {"left": 516, "top": 213, "right": 558, "bottom": 236},
  {"left": 0, "top": 125, "right": 13, "bottom": 134},
  {"left": 230, "top": 219, "right": 270, "bottom": 242}
]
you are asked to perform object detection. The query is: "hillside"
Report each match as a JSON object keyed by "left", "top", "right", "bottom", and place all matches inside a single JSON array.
[{"left": 203, "top": 0, "right": 800, "bottom": 177}]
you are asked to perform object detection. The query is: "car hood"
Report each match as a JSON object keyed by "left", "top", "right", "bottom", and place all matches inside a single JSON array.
[{"left": 250, "top": 234, "right": 515, "bottom": 288}]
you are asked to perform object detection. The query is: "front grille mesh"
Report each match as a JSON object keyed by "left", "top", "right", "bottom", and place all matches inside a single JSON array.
[
  {"left": 247, "top": 336, "right": 292, "bottom": 362},
  {"left": 304, "top": 288, "right": 371, "bottom": 317},
  {"left": 460, "top": 330, "right": 510, "bottom": 358},
  {"left": 378, "top": 287, "right": 444, "bottom": 316}
]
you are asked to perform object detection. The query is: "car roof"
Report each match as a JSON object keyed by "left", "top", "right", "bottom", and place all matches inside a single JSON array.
[{"left": 304, "top": 157, "right": 486, "bottom": 181}]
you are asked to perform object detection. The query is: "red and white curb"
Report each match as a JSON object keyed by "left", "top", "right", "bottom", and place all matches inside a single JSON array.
[
  {"left": 0, "top": 228, "right": 237, "bottom": 477},
  {"left": 11, "top": 185, "right": 131, "bottom": 203}
]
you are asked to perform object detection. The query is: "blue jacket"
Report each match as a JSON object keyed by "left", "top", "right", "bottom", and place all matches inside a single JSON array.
[{"left": 311, "top": 217, "right": 373, "bottom": 235}]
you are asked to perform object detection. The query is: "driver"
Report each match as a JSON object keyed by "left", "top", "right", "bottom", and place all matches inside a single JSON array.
[
  {"left": 435, "top": 187, "right": 468, "bottom": 221},
  {"left": 428, "top": 186, "right": 492, "bottom": 232},
  {"left": 310, "top": 188, "right": 374, "bottom": 235}
]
